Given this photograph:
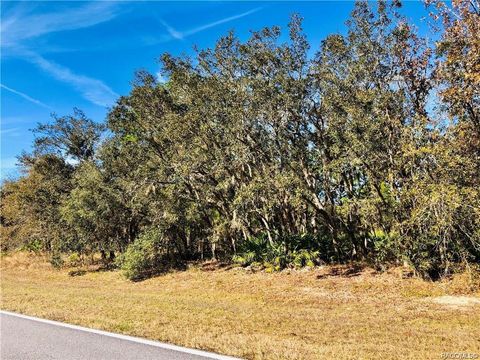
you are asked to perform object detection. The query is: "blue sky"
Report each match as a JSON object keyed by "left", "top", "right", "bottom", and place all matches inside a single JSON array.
[{"left": 0, "top": 1, "right": 430, "bottom": 181}]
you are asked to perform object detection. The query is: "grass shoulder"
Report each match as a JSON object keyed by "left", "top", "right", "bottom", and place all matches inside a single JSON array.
[{"left": 1, "top": 252, "right": 479, "bottom": 359}]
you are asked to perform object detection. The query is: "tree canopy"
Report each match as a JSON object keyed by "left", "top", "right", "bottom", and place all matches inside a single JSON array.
[{"left": 1, "top": 0, "right": 479, "bottom": 280}]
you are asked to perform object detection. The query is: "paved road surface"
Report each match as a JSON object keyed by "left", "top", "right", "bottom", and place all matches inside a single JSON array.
[{"left": 0, "top": 311, "right": 239, "bottom": 360}]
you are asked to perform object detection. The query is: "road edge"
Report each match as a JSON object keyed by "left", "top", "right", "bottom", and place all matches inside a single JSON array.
[{"left": 0, "top": 310, "right": 241, "bottom": 360}]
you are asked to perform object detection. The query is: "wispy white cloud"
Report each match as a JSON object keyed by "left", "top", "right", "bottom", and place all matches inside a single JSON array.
[
  {"left": 185, "top": 7, "right": 262, "bottom": 37},
  {"left": 0, "top": 83, "right": 52, "bottom": 110},
  {"left": 26, "top": 52, "right": 119, "bottom": 108},
  {"left": 2, "top": 2, "right": 121, "bottom": 47},
  {"left": 2, "top": 4, "right": 262, "bottom": 108},
  {"left": 159, "top": 19, "right": 184, "bottom": 40},
  {"left": 159, "top": 7, "right": 262, "bottom": 42},
  {"left": 0, "top": 116, "right": 33, "bottom": 126},
  {"left": 2, "top": 2, "right": 121, "bottom": 107},
  {"left": 0, "top": 127, "right": 22, "bottom": 138}
]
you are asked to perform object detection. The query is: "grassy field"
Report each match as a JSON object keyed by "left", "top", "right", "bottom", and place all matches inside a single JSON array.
[{"left": 1, "top": 252, "right": 479, "bottom": 360}]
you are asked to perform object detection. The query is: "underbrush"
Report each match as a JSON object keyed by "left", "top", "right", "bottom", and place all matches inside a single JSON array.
[
  {"left": 115, "top": 228, "right": 186, "bottom": 281},
  {"left": 4, "top": 228, "right": 478, "bottom": 286},
  {"left": 232, "top": 233, "right": 336, "bottom": 272},
  {"left": 231, "top": 233, "right": 395, "bottom": 273},
  {"left": 231, "top": 232, "right": 480, "bottom": 282},
  {"left": 2, "top": 249, "right": 480, "bottom": 295}
]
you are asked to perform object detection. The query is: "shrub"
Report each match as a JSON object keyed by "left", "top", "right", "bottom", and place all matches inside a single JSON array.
[
  {"left": 292, "top": 249, "right": 320, "bottom": 269},
  {"left": 49, "top": 252, "right": 64, "bottom": 269},
  {"left": 369, "top": 229, "right": 402, "bottom": 268},
  {"left": 21, "top": 239, "right": 43, "bottom": 253},
  {"left": 233, "top": 234, "right": 271, "bottom": 265},
  {"left": 116, "top": 228, "right": 183, "bottom": 281},
  {"left": 233, "top": 234, "right": 322, "bottom": 271},
  {"left": 401, "top": 184, "right": 480, "bottom": 279},
  {"left": 66, "top": 252, "right": 81, "bottom": 267}
]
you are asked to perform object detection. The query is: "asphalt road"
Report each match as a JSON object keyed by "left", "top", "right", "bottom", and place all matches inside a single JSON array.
[{"left": 0, "top": 311, "right": 239, "bottom": 360}]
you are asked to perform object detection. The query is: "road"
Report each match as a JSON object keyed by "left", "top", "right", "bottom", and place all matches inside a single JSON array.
[{"left": 0, "top": 311, "right": 239, "bottom": 360}]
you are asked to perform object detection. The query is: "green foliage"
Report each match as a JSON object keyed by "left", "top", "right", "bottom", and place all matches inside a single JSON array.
[
  {"left": 233, "top": 234, "right": 322, "bottom": 271},
  {"left": 292, "top": 250, "right": 320, "bottom": 269},
  {"left": 49, "top": 253, "right": 64, "bottom": 269},
  {"left": 60, "top": 161, "right": 126, "bottom": 255},
  {"left": 66, "top": 252, "right": 81, "bottom": 267},
  {"left": 400, "top": 183, "right": 480, "bottom": 278},
  {"left": 232, "top": 235, "right": 277, "bottom": 266},
  {"left": 32, "top": 108, "right": 104, "bottom": 161},
  {"left": 116, "top": 228, "right": 177, "bottom": 281},
  {"left": 21, "top": 239, "right": 43, "bottom": 254},
  {"left": 1, "top": 1, "right": 479, "bottom": 280},
  {"left": 369, "top": 229, "right": 401, "bottom": 267}
]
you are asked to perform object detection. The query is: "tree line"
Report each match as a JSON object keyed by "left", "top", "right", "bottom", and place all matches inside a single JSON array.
[{"left": 1, "top": 0, "right": 479, "bottom": 280}]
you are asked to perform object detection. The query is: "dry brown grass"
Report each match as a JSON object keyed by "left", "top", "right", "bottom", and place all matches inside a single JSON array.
[{"left": 1, "top": 252, "right": 479, "bottom": 359}]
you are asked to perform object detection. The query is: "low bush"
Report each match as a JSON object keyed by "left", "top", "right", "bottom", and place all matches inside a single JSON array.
[
  {"left": 116, "top": 228, "right": 184, "bottom": 281},
  {"left": 49, "top": 252, "right": 64, "bottom": 269},
  {"left": 21, "top": 239, "right": 43, "bottom": 253},
  {"left": 66, "top": 252, "right": 82, "bottom": 267},
  {"left": 369, "top": 229, "right": 402, "bottom": 269},
  {"left": 233, "top": 234, "right": 323, "bottom": 271}
]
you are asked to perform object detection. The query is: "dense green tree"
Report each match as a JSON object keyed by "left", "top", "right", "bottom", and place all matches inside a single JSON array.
[
  {"left": 1, "top": 110, "right": 104, "bottom": 255},
  {"left": 1, "top": 154, "right": 74, "bottom": 252},
  {"left": 1, "top": 1, "right": 478, "bottom": 278},
  {"left": 32, "top": 108, "right": 104, "bottom": 161}
]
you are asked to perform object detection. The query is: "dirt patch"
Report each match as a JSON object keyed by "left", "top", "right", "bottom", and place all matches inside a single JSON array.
[{"left": 431, "top": 295, "right": 480, "bottom": 308}]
